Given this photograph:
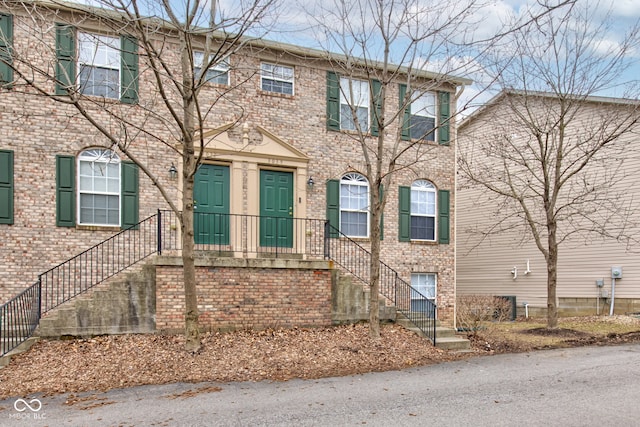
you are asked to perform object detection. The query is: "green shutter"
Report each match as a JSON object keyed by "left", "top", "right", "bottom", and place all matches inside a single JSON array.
[
  {"left": 371, "top": 79, "right": 382, "bottom": 136},
  {"left": 121, "top": 161, "right": 139, "bottom": 229},
  {"left": 326, "top": 71, "right": 340, "bottom": 131},
  {"left": 398, "top": 185, "right": 410, "bottom": 242},
  {"left": 56, "top": 155, "right": 75, "bottom": 227},
  {"left": 438, "top": 189, "right": 450, "bottom": 244},
  {"left": 399, "top": 84, "right": 410, "bottom": 141},
  {"left": 120, "top": 35, "right": 138, "bottom": 104},
  {"left": 55, "top": 23, "right": 76, "bottom": 95},
  {"left": 0, "top": 150, "right": 14, "bottom": 224},
  {"left": 0, "top": 14, "right": 13, "bottom": 86},
  {"left": 439, "top": 91, "right": 450, "bottom": 145},
  {"left": 378, "top": 183, "right": 384, "bottom": 240},
  {"left": 326, "top": 179, "right": 339, "bottom": 238}
]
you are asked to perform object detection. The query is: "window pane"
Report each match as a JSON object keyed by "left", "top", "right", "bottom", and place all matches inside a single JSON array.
[
  {"left": 341, "top": 211, "right": 367, "bottom": 237},
  {"left": 340, "top": 104, "right": 355, "bottom": 130},
  {"left": 411, "top": 273, "right": 436, "bottom": 301},
  {"left": 78, "top": 149, "right": 120, "bottom": 226},
  {"left": 411, "top": 216, "right": 435, "bottom": 240},
  {"left": 78, "top": 33, "right": 120, "bottom": 99},
  {"left": 261, "top": 63, "right": 293, "bottom": 94},
  {"left": 410, "top": 115, "right": 435, "bottom": 141}
]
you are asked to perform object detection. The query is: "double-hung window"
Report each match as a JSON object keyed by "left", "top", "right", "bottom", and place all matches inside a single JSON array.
[
  {"left": 56, "top": 150, "right": 139, "bottom": 229},
  {"left": 399, "top": 181, "right": 449, "bottom": 244},
  {"left": 410, "top": 180, "right": 436, "bottom": 241},
  {"left": 411, "top": 273, "right": 436, "bottom": 312},
  {"left": 261, "top": 62, "right": 294, "bottom": 95},
  {"left": 78, "top": 149, "right": 121, "bottom": 226},
  {"left": 55, "top": 24, "right": 138, "bottom": 103},
  {"left": 194, "top": 52, "right": 229, "bottom": 85},
  {"left": 340, "top": 77, "right": 369, "bottom": 131},
  {"left": 78, "top": 33, "right": 121, "bottom": 99},
  {"left": 410, "top": 91, "right": 436, "bottom": 141},
  {"left": 339, "top": 173, "right": 369, "bottom": 238},
  {"left": 399, "top": 86, "right": 450, "bottom": 145}
]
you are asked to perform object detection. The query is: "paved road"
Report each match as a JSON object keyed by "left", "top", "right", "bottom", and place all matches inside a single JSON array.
[{"left": 2, "top": 344, "right": 640, "bottom": 426}]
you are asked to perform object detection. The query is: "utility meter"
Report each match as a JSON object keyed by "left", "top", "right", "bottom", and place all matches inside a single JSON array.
[{"left": 611, "top": 267, "right": 623, "bottom": 279}]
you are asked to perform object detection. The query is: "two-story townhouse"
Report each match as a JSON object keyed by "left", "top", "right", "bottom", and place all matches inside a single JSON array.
[
  {"left": 0, "top": 0, "right": 468, "bottom": 339},
  {"left": 457, "top": 90, "right": 640, "bottom": 317}
]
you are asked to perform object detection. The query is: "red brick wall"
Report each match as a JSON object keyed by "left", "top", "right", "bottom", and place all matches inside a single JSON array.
[{"left": 155, "top": 261, "right": 332, "bottom": 332}]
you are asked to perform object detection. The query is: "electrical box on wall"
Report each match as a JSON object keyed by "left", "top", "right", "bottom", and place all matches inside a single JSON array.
[
  {"left": 611, "top": 267, "right": 623, "bottom": 279},
  {"left": 595, "top": 279, "right": 604, "bottom": 287}
]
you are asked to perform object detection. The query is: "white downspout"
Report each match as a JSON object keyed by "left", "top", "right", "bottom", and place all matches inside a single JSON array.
[{"left": 609, "top": 278, "right": 616, "bottom": 316}]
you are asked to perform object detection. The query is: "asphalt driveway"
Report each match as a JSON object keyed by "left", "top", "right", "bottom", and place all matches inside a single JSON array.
[{"left": 2, "top": 343, "right": 640, "bottom": 426}]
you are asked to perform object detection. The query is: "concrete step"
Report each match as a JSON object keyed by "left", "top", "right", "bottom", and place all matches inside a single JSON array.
[
  {"left": 434, "top": 336, "right": 472, "bottom": 351},
  {"left": 395, "top": 314, "right": 471, "bottom": 350}
]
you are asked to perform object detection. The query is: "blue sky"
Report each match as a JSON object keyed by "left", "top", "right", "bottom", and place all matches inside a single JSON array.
[
  {"left": 83, "top": 0, "right": 640, "bottom": 109},
  {"left": 261, "top": 0, "right": 640, "bottom": 110}
]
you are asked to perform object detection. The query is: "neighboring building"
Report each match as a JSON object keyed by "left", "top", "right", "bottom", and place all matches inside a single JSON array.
[
  {"left": 457, "top": 90, "right": 640, "bottom": 317},
  {"left": 0, "top": 1, "right": 468, "bottom": 334}
]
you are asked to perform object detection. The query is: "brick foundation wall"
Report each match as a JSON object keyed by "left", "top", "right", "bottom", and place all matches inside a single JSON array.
[{"left": 154, "top": 257, "right": 333, "bottom": 332}]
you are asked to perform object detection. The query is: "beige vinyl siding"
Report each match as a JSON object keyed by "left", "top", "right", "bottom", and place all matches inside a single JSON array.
[{"left": 457, "top": 95, "right": 640, "bottom": 309}]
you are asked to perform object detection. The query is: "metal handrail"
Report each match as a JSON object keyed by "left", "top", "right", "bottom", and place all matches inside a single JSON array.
[
  {"left": 0, "top": 211, "right": 328, "bottom": 356},
  {"left": 323, "top": 223, "right": 437, "bottom": 344}
]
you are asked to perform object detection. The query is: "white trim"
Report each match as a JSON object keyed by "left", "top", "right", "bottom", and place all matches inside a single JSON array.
[
  {"left": 77, "top": 148, "right": 121, "bottom": 227},
  {"left": 339, "top": 173, "right": 370, "bottom": 238},
  {"left": 260, "top": 62, "right": 294, "bottom": 95}
]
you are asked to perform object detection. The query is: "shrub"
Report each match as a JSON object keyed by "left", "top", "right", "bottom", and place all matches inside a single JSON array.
[{"left": 456, "top": 295, "right": 513, "bottom": 337}]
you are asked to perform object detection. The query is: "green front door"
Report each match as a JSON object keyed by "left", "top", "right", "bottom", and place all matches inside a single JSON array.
[
  {"left": 194, "top": 164, "right": 230, "bottom": 245},
  {"left": 260, "top": 170, "right": 293, "bottom": 248}
]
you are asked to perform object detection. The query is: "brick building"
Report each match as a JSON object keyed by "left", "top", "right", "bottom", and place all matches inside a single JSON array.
[{"left": 0, "top": 1, "right": 468, "bottom": 333}]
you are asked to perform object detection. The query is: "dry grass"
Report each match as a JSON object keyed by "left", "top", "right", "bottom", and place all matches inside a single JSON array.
[{"left": 470, "top": 315, "right": 640, "bottom": 352}]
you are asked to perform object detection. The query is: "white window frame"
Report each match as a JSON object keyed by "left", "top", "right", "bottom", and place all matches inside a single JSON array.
[
  {"left": 410, "top": 91, "right": 437, "bottom": 141},
  {"left": 339, "top": 173, "right": 370, "bottom": 238},
  {"left": 411, "top": 273, "right": 437, "bottom": 307},
  {"left": 340, "top": 77, "right": 369, "bottom": 131},
  {"left": 78, "top": 148, "right": 121, "bottom": 226},
  {"left": 194, "top": 51, "right": 229, "bottom": 85},
  {"left": 78, "top": 32, "right": 121, "bottom": 99},
  {"left": 410, "top": 180, "right": 436, "bottom": 241},
  {"left": 260, "top": 62, "right": 294, "bottom": 95}
]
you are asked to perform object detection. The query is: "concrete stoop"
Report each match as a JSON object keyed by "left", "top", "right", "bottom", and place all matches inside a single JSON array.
[
  {"left": 37, "top": 265, "right": 156, "bottom": 339},
  {"left": 395, "top": 315, "right": 471, "bottom": 350},
  {"left": 331, "top": 271, "right": 396, "bottom": 324},
  {"left": 0, "top": 337, "right": 39, "bottom": 368}
]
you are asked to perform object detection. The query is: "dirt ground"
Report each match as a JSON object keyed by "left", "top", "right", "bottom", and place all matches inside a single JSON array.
[{"left": 1, "top": 316, "right": 640, "bottom": 400}]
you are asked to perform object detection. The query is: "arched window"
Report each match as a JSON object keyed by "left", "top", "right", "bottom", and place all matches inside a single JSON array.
[
  {"left": 411, "top": 180, "right": 436, "bottom": 241},
  {"left": 78, "top": 148, "right": 121, "bottom": 226},
  {"left": 340, "top": 173, "right": 369, "bottom": 237}
]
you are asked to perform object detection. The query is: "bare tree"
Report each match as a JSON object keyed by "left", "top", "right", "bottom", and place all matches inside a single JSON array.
[
  {"left": 307, "top": 0, "right": 569, "bottom": 339},
  {"left": 0, "top": 0, "right": 277, "bottom": 351},
  {"left": 458, "top": 2, "right": 640, "bottom": 328}
]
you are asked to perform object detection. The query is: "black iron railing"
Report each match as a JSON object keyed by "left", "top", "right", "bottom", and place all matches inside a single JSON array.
[
  {"left": 1, "top": 210, "right": 434, "bottom": 356},
  {"left": 0, "top": 211, "right": 328, "bottom": 356},
  {"left": 323, "top": 223, "right": 437, "bottom": 344},
  {"left": 159, "top": 210, "right": 327, "bottom": 258},
  {"left": 0, "top": 282, "right": 40, "bottom": 356}
]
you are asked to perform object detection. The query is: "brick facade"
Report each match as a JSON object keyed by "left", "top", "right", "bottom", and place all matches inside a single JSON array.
[
  {"left": 0, "top": 3, "right": 463, "bottom": 325},
  {"left": 154, "top": 258, "right": 333, "bottom": 332}
]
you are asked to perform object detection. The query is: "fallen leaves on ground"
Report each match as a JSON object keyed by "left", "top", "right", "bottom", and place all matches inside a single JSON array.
[
  {"left": 0, "top": 324, "right": 469, "bottom": 399},
  {"left": 3, "top": 316, "right": 640, "bottom": 400}
]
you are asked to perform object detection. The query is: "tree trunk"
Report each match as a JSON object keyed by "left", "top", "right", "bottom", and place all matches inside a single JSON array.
[
  {"left": 369, "top": 204, "right": 381, "bottom": 339},
  {"left": 547, "top": 222, "right": 559, "bottom": 329},
  {"left": 182, "top": 170, "right": 200, "bottom": 352},
  {"left": 181, "top": 33, "right": 200, "bottom": 352}
]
